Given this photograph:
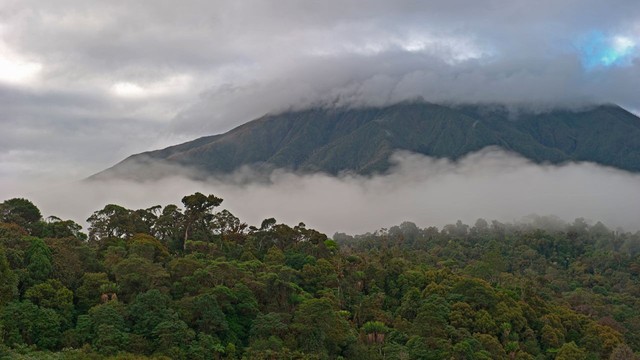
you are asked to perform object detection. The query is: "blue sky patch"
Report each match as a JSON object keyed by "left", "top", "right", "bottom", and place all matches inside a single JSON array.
[{"left": 578, "top": 31, "right": 636, "bottom": 69}]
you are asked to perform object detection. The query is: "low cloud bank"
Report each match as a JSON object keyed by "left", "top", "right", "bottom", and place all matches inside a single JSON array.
[{"left": 3, "top": 148, "right": 640, "bottom": 235}]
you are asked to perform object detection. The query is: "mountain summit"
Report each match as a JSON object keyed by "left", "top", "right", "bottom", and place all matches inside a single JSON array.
[{"left": 91, "top": 102, "right": 640, "bottom": 180}]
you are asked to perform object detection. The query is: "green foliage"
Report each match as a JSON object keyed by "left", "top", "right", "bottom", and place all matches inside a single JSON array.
[
  {"left": 128, "top": 233, "right": 169, "bottom": 263},
  {"left": 128, "top": 290, "right": 174, "bottom": 340},
  {"left": 25, "top": 238, "right": 53, "bottom": 287},
  {"left": 87, "top": 204, "right": 134, "bottom": 242},
  {"left": 1, "top": 195, "right": 639, "bottom": 359},
  {"left": 178, "top": 293, "right": 228, "bottom": 335},
  {"left": 0, "top": 246, "right": 18, "bottom": 306},
  {"left": 556, "top": 341, "right": 587, "bottom": 360},
  {"left": 76, "top": 273, "right": 112, "bottom": 312},
  {"left": 24, "top": 279, "right": 74, "bottom": 327},
  {"left": 87, "top": 302, "right": 128, "bottom": 355},
  {"left": 112, "top": 257, "right": 169, "bottom": 301},
  {"left": 0, "top": 198, "right": 42, "bottom": 232},
  {"left": 609, "top": 344, "right": 638, "bottom": 360},
  {"left": 181, "top": 192, "right": 223, "bottom": 250},
  {"left": 152, "top": 318, "right": 194, "bottom": 356},
  {"left": 292, "top": 298, "right": 353, "bottom": 357},
  {"left": 250, "top": 312, "right": 288, "bottom": 340},
  {"left": 1, "top": 301, "right": 61, "bottom": 349},
  {"left": 187, "top": 333, "right": 225, "bottom": 359},
  {"left": 34, "top": 217, "right": 86, "bottom": 240}
]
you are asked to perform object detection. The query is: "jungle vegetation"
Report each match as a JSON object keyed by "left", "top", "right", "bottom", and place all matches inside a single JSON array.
[{"left": 0, "top": 194, "right": 639, "bottom": 359}]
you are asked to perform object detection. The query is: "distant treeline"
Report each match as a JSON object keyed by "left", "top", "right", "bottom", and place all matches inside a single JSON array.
[{"left": 0, "top": 194, "right": 639, "bottom": 359}]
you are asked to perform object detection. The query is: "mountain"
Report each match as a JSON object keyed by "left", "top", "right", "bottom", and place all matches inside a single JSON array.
[{"left": 91, "top": 102, "right": 640, "bottom": 180}]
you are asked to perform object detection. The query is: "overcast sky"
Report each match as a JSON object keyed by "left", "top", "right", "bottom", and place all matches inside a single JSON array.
[{"left": 1, "top": 1, "right": 640, "bottom": 231}]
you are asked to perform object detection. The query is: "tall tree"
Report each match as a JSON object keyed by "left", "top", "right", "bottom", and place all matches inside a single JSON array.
[
  {"left": 86, "top": 204, "right": 133, "bottom": 242},
  {"left": 153, "top": 204, "right": 183, "bottom": 251},
  {"left": 181, "top": 193, "right": 223, "bottom": 250},
  {"left": 25, "top": 238, "right": 53, "bottom": 287},
  {"left": 0, "top": 198, "right": 42, "bottom": 233}
]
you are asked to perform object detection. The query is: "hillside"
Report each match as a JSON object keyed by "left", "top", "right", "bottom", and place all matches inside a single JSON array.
[{"left": 91, "top": 102, "right": 640, "bottom": 180}]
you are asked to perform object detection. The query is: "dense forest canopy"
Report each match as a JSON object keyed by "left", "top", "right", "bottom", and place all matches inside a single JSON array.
[{"left": 0, "top": 194, "right": 639, "bottom": 359}]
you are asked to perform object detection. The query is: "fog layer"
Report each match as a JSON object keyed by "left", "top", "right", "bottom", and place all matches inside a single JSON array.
[{"left": 4, "top": 148, "right": 639, "bottom": 235}]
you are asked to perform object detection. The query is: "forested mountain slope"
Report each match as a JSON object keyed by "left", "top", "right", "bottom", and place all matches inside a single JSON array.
[
  {"left": 1, "top": 196, "right": 640, "bottom": 359},
  {"left": 91, "top": 103, "right": 640, "bottom": 181}
]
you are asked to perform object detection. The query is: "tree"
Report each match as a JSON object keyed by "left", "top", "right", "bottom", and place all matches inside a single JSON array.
[
  {"left": 36, "top": 216, "right": 86, "bottom": 240},
  {"left": 264, "top": 246, "right": 285, "bottom": 266},
  {"left": 128, "top": 233, "right": 169, "bottom": 263},
  {"left": 250, "top": 312, "right": 289, "bottom": 341},
  {"left": 207, "top": 284, "right": 259, "bottom": 345},
  {"left": 583, "top": 323, "right": 624, "bottom": 358},
  {"left": 609, "top": 344, "right": 638, "bottom": 360},
  {"left": 474, "top": 309, "right": 498, "bottom": 335},
  {"left": 167, "top": 257, "right": 205, "bottom": 298},
  {"left": 301, "top": 258, "right": 339, "bottom": 295},
  {"left": 152, "top": 318, "right": 195, "bottom": 356},
  {"left": 414, "top": 295, "right": 450, "bottom": 339},
  {"left": 76, "top": 273, "right": 113, "bottom": 313},
  {"left": 24, "top": 279, "right": 74, "bottom": 327},
  {"left": 1, "top": 301, "right": 61, "bottom": 349},
  {"left": 0, "top": 223, "right": 29, "bottom": 270},
  {"left": 112, "top": 257, "right": 169, "bottom": 301},
  {"left": 187, "top": 333, "right": 226, "bottom": 360},
  {"left": 292, "top": 298, "right": 353, "bottom": 357},
  {"left": 449, "top": 302, "right": 475, "bottom": 329},
  {"left": 46, "top": 237, "right": 96, "bottom": 290},
  {"left": 362, "top": 321, "right": 389, "bottom": 344},
  {"left": 474, "top": 334, "right": 507, "bottom": 360},
  {"left": 0, "top": 246, "right": 17, "bottom": 306},
  {"left": 128, "top": 289, "right": 175, "bottom": 340},
  {"left": 25, "top": 238, "right": 53, "bottom": 287},
  {"left": 556, "top": 341, "right": 587, "bottom": 360},
  {"left": 88, "top": 302, "right": 129, "bottom": 355},
  {"left": 93, "top": 323, "right": 129, "bottom": 356},
  {"left": 0, "top": 198, "right": 41, "bottom": 233},
  {"left": 406, "top": 335, "right": 451, "bottom": 360},
  {"left": 451, "top": 278, "right": 497, "bottom": 310},
  {"left": 212, "top": 209, "right": 247, "bottom": 236},
  {"left": 153, "top": 204, "right": 183, "bottom": 251},
  {"left": 178, "top": 293, "right": 228, "bottom": 336},
  {"left": 86, "top": 204, "right": 137, "bottom": 242},
  {"left": 181, "top": 193, "right": 223, "bottom": 250}
]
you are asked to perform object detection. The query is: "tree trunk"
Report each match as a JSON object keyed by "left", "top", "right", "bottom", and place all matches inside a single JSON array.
[
  {"left": 183, "top": 226, "right": 189, "bottom": 251},
  {"left": 367, "top": 333, "right": 376, "bottom": 344}
]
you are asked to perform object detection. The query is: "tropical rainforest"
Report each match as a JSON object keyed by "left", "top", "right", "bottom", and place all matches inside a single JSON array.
[{"left": 0, "top": 194, "right": 639, "bottom": 360}]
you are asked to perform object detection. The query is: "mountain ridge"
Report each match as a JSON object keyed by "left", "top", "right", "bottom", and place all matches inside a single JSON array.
[{"left": 90, "top": 102, "right": 640, "bottom": 181}]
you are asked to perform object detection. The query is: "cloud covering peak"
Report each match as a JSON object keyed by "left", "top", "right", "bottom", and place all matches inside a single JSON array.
[{"left": 0, "top": 0, "right": 639, "bottom": 186}]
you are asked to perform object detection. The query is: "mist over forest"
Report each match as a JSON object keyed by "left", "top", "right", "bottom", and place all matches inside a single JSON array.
[
  {"left": 2, "top": 183, "right": 640, "bottom": 359},
  {"left": 4, "top": 149, "right": 640, "bottom": 237},
  {"left": 2, "top": 1, "right": 640, "bottom": 359}
]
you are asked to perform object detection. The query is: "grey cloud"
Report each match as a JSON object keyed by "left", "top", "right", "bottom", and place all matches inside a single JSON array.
[
  {"left": 1, "top": 0, "right": 640, "bottom": 190},
  {"left": 8, "top": 149, "right": 640, "bottom": 236},
  {"left": 0, "top": 84, "right": 180, "bottom": 180},
  {"left": 171, "top": 51, "right": 632, "bottom": 134},
  {"left": 5, "top": 1, "right": 640, "bottom": 82}
]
